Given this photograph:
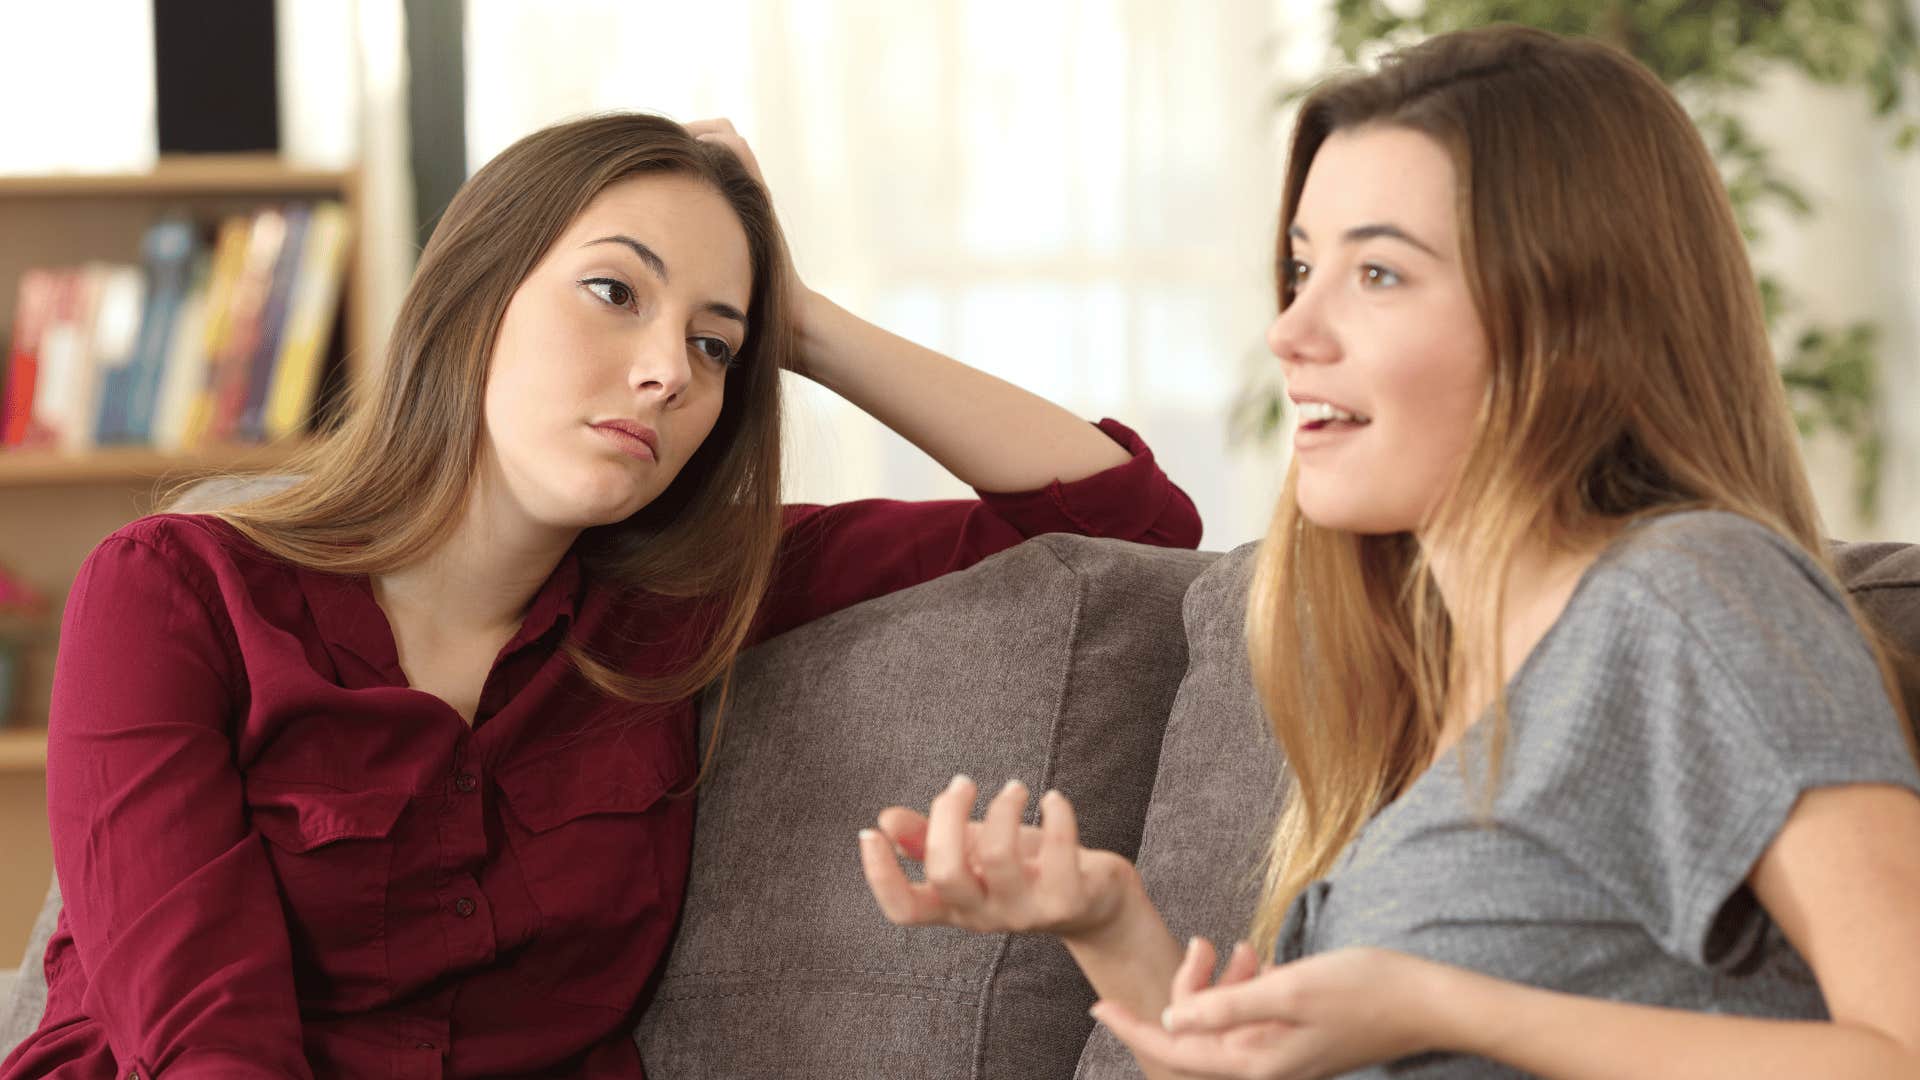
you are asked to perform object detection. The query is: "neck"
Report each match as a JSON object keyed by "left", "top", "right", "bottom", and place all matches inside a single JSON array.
[
  {"left": 373, "top": 488, "right": 579, "bottom": 639},
  {"left": 1419, "top": 526, "right": 1605, "bottom": 752}
]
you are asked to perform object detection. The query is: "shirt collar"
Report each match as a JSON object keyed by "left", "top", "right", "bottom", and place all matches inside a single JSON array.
[{"left": 296, "top": 547, "right": 585, "bottom": 687}]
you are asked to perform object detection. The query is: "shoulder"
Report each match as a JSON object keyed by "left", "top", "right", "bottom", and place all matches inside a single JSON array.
[
  {"left": 94, "top": 512, "right": 257, "bottom": 567},
  {"left": 1578, "top": 509, "right": 1852, "bottom": 632},
  {"left": 83, "top": 513, "right": 283, "bottom": 605},
  {"left": 1523, "top": 509, "right": 1899, "bottom": 762}
]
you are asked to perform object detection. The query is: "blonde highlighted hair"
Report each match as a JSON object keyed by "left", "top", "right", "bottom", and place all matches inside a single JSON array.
[
  {"left": 1246, "top": 26, "right": 1917, "bottom": 954},
  {"left": 171, "top": 113, "right": 796, "bottom": 765}
]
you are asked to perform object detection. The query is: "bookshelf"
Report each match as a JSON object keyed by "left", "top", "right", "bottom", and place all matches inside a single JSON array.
[{"left": 0, "top": 155, "right": 372, "bottom": 962}]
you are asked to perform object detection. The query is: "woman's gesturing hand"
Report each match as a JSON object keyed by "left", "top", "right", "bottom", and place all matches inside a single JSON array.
[
  {"left": 1089, "top": 946, "right": 1449, "bottom": 1080},
  {"left": 858, "top": 775, "right": 1138, "bottom": 940}
]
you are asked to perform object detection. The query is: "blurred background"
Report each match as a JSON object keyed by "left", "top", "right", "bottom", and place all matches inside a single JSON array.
[{"left": 0, "top": 0, "right": 1916, "bottom": 962}]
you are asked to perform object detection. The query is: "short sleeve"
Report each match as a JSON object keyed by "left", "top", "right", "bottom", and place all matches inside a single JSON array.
[{"left": 1492, "top": 512, "right": 1920, "bottom": 970}]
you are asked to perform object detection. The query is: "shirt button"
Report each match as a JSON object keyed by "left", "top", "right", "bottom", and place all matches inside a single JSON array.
[
  {"left": 454, "top": 773, "right": 478, "bottom": 792},
  {"left": 416, "top": 1041, "right": 437, "bottom": 1051},
  {"left": 454, "top": 897, "right": 476, "bottom": 917}
]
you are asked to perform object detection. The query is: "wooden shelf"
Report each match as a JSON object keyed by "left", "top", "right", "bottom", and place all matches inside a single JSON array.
[
  {"left": 0, "top": 155, "right": 352, "bottom": 199},
  {"left": 0, "top": 442, "right": 310, "bottom": 487},
  {"left": 0, "top": 729, "right": 47, "bottom": 772}
]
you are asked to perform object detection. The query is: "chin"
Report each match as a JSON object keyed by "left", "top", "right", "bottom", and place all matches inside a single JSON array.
[{"left": 1294, "top": 490, "right": 1416, "bottom": 536}]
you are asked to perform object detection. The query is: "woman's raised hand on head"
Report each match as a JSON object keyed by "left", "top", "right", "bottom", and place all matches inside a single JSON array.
[
  {"left": 685, "top": 118, "right": 767, "bottom": 188},
  {"left": 859, "top": 775, "right": 1137, "bottom": 939}
]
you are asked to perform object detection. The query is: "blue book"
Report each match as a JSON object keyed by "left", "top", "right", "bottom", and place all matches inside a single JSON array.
[{"left": 102, "top": 218, "right": 196, "bottom": 444}]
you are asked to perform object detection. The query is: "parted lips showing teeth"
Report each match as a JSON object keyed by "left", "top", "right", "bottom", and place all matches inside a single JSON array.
[{"left": 1296, "top": 400, "right": 1370, "bottom": 424}]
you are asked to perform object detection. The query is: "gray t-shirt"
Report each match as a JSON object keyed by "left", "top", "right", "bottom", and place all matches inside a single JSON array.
[{"left": 1276, "top": 511, "right": 1920, "bottom": 1077}]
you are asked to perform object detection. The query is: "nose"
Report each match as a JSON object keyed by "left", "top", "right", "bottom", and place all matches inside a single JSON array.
[
  {"left": 1266, "top": 286, "right": 1336, "bottom": 372},
  {"left": 629, "top": 324, "right": 693, "bottom": 405}
]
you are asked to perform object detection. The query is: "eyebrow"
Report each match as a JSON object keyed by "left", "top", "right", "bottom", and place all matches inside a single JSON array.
[
  {"left": 585, "top": 234, "right": 669, "bottom": 279},
  {"left": 583, "top": 234, "right": 749, "bottom": 328},
  {"left": 1288, "top": 222, "right": 1440, "bottom": 259}
]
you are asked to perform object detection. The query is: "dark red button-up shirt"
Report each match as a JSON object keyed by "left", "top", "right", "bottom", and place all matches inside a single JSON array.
[{"left": 3, "top": 420, "right": 1200, "bottom": 1080}]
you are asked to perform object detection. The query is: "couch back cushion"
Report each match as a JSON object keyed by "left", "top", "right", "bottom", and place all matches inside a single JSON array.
[
  {"left": 1835, "top": 540, "right": 1920, "bottom": 719},
  {"left": 634, "top": 534, "right": 1215, "bottom": 1079},
  {"left": 1074, "top": 542, "right": 1276, "bottom": 1079}
]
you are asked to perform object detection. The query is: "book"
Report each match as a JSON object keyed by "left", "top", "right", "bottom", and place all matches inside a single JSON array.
[
  {"left": 204, "top": 206, "right": 287, "bottom": 443},
  {"left": 111, "top": 218, "right": 198, "bottom": 444},
  {"left": 1, "top": 270, "right": 57, "bottom": 447},
  {"left": 150, "top": 253, "right": 213, "bottom": 452},
  {"left": 263, "top": 200, "right": 350, "bottom": 440},
  {"left": 238, "top": 203, "right": 311, "bottom": 440},
  {"left": 178, "top": 215, "right": 255, "bottom": 449},
  {"left": 28, "top": 268, "right": 105, "bottom": 450},
  {"left": 73, "top": 265, "right": 146, "bottom": 452}
]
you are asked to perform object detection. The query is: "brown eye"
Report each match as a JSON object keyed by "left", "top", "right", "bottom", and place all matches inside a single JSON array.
[
  {"left": 1360, "top": 263, "right": 1401, "bottom": 287},
  {"left": 583, "top": 278, "right": 634, "bottom": 308},
  {"left": 690, "top": 336, "right": 738, "bottom": 368}
]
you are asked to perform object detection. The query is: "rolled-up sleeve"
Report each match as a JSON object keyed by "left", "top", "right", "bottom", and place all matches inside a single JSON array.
[
  {"left": 973, "top": 418, "right": 1201, "bottom": 547},
  {"left": 753, "top": 417, "right": 1202, "bottom": 641},
  {"left": 46, "top": 536, "right": 311, "bottom": 1079}
]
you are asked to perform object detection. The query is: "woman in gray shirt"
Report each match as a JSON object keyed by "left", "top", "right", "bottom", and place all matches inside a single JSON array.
[{"left": 857, "top": 24, "right": 1920, "bottom": 1079}]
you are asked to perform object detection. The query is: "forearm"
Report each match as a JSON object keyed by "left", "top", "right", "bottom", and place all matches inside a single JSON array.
[
  {"left": 795, "top": 291, "right": 1130, "bottom": 492},
  {"left": 1438, "top": 967, "right": 1920, "bottom": 1079},
  {"left": 1061, "top": 871, "right": 1189, "bottom": 1080}
]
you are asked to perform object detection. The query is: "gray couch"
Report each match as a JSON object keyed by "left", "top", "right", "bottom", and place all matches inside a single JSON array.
[{"left": 4, "top": 526, "right": 1917, "bottom": 1078}]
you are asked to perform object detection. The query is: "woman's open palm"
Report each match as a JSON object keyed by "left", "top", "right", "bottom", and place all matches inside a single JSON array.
[{"left": 858, "top": 776, "right": 1135, "bottom": 938}]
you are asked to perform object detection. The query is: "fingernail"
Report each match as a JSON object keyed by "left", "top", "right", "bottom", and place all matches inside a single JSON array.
[
  {"left": 1160, "top": 1006, "right": 1175, "bottom": 1030},
  {"left": 950, "top": 773, "right": 972, "bottom": 791},
  {"left": 1001, "top": 778, "right": 1025, "bottom": 794},
  {"left": 858, "top": 828, "right": 878, "bottom": 843}
]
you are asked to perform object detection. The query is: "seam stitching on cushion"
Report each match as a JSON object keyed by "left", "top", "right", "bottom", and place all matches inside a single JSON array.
[
  {"left": 1851, "top": 579, "right": 1920, "bottom": 594},
  {"left": 656, "top": 987, "right": 980, "bottom": 1007},
  {"left": 969, "top": 535, "right": 1085, "bottom": 1080},
  {"left": 667, "top": 967, "right": 980, "bottom": 982}
]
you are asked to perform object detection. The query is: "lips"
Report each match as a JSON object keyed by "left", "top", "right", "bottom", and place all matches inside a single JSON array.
[
  {"left": 1289, "top": 394, "right": 1371, "bottom": 432},
  {"left": 592, "top": 420, "right": 658, "bottom": 461}
]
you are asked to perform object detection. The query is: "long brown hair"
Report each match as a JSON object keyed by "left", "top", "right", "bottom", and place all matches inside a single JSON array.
[
  {"left": 1246, "top": 25, "right": 1917, "bottom": 953},
  {"left": 191, "top": 112, "right": 794, "bottom": 719}
]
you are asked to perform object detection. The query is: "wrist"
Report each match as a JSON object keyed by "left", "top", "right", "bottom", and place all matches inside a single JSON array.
[
  {"left": 789, "top": 287, "right": 841, "bottom": 376},
  {"left": 1058, "top": 855, "right": 1148, "bottom": 950}
]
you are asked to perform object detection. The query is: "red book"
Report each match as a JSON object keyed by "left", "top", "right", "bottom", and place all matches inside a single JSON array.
[{"left": 1, "top": 269, "right": 57, "bottom": 447}]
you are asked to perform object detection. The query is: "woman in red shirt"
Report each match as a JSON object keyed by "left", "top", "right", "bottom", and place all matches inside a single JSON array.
[{"left": 1, "top": 115, "right": 1200, "bottom": 1079}]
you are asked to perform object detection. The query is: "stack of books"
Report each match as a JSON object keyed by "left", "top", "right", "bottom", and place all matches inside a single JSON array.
[{"left": 0, "top": 200, "right": 350, "bottom": 453}]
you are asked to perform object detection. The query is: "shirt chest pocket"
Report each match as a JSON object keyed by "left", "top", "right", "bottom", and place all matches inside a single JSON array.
[
  {"left": 246, "top": 779, "right": 411, "bottom": 998},
  {"left": 494, "top": 734, "right": 691, "bottom": 1006},
  {"left": 496, "top": 740, "right": 683, "bottom": 914}
]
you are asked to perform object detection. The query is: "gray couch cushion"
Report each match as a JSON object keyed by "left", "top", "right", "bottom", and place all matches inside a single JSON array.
[
  {"left": 634, "top": 534, "right": 1214, "bottom": 1079},
  {"left": 1835, "top": 540, "right": 1920, "bottom": 720},
  {"left": 0, "top": 878, "right": 60, "bottom": 1061},
  {"left": 1074, "top": 542, "right": 1276, "bottom": 1080}
]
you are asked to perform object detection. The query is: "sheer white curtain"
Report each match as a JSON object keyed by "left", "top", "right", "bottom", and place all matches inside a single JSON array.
[{"left": 466, "top": 0, "right": 1303, "bottom": 546}]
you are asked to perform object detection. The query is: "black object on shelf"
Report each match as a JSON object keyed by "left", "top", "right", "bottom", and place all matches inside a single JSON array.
[{"left": 153, "top": 0, "right": 281, "bottom": 155}]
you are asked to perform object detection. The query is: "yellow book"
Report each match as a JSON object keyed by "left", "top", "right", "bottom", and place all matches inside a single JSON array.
[
  {"left": 264, "top": 201, "right": 350, "bottom": 441},
  {"left": 179, "top": 215, "right": 255, "bottom": 449}
]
